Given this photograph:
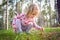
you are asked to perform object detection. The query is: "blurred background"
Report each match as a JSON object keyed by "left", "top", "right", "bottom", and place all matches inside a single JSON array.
[{"left": 0, "top": 0, "right": 59, "bottom": 30}]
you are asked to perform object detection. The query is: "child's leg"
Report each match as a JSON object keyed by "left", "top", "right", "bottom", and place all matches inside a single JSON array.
[
  {"left": 21, "top": 24, "right": 27, "bottom": 32},
  {"left": 26, "top": 24, "right": 33, "bottom": 33},
  {"left": 16, "top": 19, "right": 23, "bottom": 33}
]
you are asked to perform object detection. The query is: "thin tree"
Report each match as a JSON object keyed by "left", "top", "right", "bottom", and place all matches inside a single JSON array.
[
  {"left": 57, "top": 0, "right": 60, "bottom": 25},
  {"left": 6, "top": 0, "right": 9, "bottom": 30}
]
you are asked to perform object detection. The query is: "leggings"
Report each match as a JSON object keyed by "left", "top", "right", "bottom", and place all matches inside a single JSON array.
[{"left": 16, "top": 19, "right": 32, "bottom": 33}]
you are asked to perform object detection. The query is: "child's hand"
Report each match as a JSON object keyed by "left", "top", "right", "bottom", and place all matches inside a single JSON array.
[
  {"left": 36, "top": 27, "right": 44, "bottom": 32},
  {"left": 40, "top": 27, "right": 44, "bottom": 32}
]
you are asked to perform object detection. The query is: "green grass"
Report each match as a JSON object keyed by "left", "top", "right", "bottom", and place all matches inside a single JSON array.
[
  {"left": 0, "top": 27, "right": 60, "bottom": 40},
  {"left": 44, "top": 27, "right": 60, "bottom": 32}
]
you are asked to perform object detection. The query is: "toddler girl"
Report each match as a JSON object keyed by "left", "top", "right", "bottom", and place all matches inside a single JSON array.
[{"left": 12, "top": 3, "right": 44, "bottom": 33}]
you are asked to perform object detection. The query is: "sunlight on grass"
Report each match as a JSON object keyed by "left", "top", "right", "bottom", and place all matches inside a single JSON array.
[{"left": 0, "top": 27, "right": 60, "bottom": 40}]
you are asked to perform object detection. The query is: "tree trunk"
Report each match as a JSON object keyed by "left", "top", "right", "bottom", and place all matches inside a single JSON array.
[
  {"left": 49, "top": 0, "right": 52, "bottom": 27},
  {"left": 6, "top": 0, "right": 9, "bottom": 30},
  {"left": 57, "top": 0, "right": 60, "bottom": 24},
  {"left": 3, "top": 9, "right": 6, "bottom": 29}
]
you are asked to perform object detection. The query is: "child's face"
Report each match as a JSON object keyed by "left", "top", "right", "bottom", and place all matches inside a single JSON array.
[
  {"left": 28, "top": 11, "right": 38, "bottom": 18},
  {"left": 27, "top": 5, "right": 39, "bottom": 18},
  {"left": 29, "top": 13, "right": 36, "bottom": 18},
  {"left": 30, "top": 6, "right": 38, "bottom": 18}
]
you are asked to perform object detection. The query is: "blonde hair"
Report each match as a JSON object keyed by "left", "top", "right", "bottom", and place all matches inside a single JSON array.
[{"left": 26, "top": 3, "right": 40, "bottom": 18}]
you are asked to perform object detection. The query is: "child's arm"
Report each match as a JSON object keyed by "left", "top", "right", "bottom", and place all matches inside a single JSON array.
[
  {"left": 12, "top": 13, "right": 20, "bottom": 28},
  {"left": 12, "top": 14, "right": 23, "bottom": 32},
  {"left": 33, "top": 21, "right": 44, "bottom": 31}
]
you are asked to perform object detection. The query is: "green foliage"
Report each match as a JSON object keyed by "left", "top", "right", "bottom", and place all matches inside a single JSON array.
[{"left": 0, "top": 28, "right": 60, "bottom": 40}]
